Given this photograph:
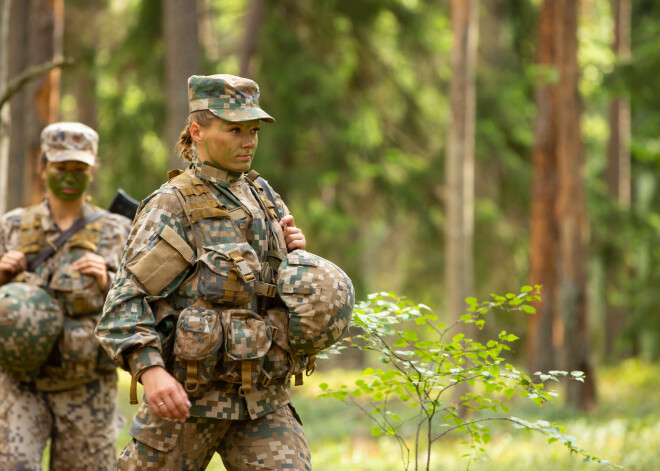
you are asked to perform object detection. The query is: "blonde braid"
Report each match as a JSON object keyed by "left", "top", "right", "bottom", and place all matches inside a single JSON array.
[
  {"left": 174, "top": 125, "right": 195, "bottom": 162},
  {"left": 174, "top": 110, "right": 218, "bottom": 162}
]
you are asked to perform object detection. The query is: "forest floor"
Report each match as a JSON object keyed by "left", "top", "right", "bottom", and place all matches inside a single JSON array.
[{"left": 109, "top": 358, "right": 657, "bottom": 471}]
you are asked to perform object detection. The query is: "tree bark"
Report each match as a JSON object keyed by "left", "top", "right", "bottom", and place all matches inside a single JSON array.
[
  {"left": 445, "top": 0, "right": 478, "bottom": 324},
  {"left": 163, "top": 0, "right": 200, "bottom": 171},
  {"left": 604, "top": 0, "right": 631, "bottom": 358},
  {"left": 6, "top": 0, "right": 28, "bottom": 211},
  {"left": 528, "top": 0, "right": 560, "bottom": 376},
  {"left": 239, "top": 0, "right": 266, "bottom": 78},
  {"left": 21, "top": 0, "right": 64, "bottom": 206},
  {"left": 0, "top": 0, "right": 11, "bottom": 215},
  {"left": 528, "top": 0, "right": 596, "bottom": 411},
  {"left": 555, "top": 0, "right": 595, "bottom": 410}
]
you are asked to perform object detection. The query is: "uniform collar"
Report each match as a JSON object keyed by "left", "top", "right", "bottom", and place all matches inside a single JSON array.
[{"left": 193, "top": 161, "right": 244, "bottom": 187}]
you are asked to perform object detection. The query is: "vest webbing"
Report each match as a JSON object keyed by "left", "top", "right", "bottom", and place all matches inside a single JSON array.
[{"left": 18, "top": 204, "right": 105, "bottom": 257}]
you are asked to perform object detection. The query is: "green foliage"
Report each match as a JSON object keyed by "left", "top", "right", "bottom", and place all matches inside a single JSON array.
[{"left": 319, "top": 290, "right": 619, "bottom": 470}]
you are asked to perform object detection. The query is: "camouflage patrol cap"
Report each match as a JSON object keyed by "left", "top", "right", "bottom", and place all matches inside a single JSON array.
[
  {"left": 188, "top": 74, "right": 275, "bottom": 123},
  {"left": 0, "top": 282, "right": 63, "bottom": 373},
  {"left": 41, "top": 122, "right": 98, "bottom": 166},
  {"left": 276, "top": 250, "right": 354, "bottom": 356}
]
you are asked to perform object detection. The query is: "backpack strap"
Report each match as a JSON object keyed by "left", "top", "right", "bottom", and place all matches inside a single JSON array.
[
  {"left": 246, "top": 170, "right": 282, "bottom": 220},
  {"left": 26, "top": 209, "right": 106, "bottom": 272}
]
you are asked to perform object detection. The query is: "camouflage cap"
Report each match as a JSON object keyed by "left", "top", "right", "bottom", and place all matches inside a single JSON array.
[
  {"left": 41, "top": 122, "right": 98, "bottom": 166},
  {"left": 188, "top": 74, "right": 275, "bottom": 123},
  {"left": 0, "top": 282, "right": 63, "bottom": 373}
]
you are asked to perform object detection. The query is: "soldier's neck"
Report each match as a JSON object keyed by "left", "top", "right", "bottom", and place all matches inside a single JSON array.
[{"left": 46, "top": 193, "right": 85, "bottom": 231}]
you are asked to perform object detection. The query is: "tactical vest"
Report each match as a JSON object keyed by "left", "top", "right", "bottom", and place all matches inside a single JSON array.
[
  {"left": 162, "top": 169, "right": 309, "bottom": 399},
  {"left": 15, "top": 204, "right": 114, "bottom": 388},
  {"left": 128, "top": 169, "right": 353, "bottom": 403}
]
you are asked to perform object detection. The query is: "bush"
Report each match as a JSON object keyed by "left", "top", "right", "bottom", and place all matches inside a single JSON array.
[{"left": 318, "top": 288, "right": 619, "bottom": 470}]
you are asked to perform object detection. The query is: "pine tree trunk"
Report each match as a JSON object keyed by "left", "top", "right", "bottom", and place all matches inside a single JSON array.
[
  {"left": 23, "top": 0, "right": 63, "bottom": 205},
  {"left": 164, "top": 0, "right": 200, "bottom": 171},
  {"left": 239, "top": 0, "right": 265, "bottom": 78},
  {"left": 528, "top": 0, "right": 560, "bottom": 376},
  {"left": 0, "top": 0, "right": 11, "bottom": 215},
  {"left": 554, "top": 0, "right": 596, "bottom": 411},
  {"left": 604, "top": 0, "right": 631, "bottom": 358},
  {"left": 6, "top": 0, "right": 28, "bottom": 211},
  {"left": 445, "top": 0, "right": 478, "bottom": 323}
]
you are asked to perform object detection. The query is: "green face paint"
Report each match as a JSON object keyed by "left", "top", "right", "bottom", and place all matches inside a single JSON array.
[{"left": 46, "top": 169, "right": 90, "bottom": 201}]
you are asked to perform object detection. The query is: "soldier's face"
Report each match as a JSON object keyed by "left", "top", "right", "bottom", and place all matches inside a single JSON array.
[
  {"left": 196, "top": 118, "right": 260, "bottom": 173},
  {"left": 44, "top": 161, "right": 92, "bottom": 201}
]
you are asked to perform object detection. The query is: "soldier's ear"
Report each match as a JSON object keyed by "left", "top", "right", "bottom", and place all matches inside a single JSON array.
[{"left": 190, "top": 122, "right": 203, "bottom": 145}]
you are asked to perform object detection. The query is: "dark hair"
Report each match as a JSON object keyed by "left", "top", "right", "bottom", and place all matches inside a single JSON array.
[{"left": 174, "top": 110, "right": 218, "bottom": 162}]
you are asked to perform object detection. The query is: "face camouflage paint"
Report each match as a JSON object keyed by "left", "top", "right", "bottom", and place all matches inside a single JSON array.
[{"left": 46, "top": 167, "right": 90, "bottom": 201}]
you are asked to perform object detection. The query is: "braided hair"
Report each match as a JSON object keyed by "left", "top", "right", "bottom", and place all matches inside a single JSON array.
[{"left": 174, "top": 110, "right": 217, "bottom": 162}]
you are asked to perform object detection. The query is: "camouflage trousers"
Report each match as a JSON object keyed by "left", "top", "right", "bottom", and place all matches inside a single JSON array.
[
  {"left": 0, "top": 370, "right": 120, "bottom": 471},
  {"left": 118, "top": 401, "right": 312, "bottom": 470}
]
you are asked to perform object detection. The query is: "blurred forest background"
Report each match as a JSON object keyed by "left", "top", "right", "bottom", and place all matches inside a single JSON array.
[{"left": 2, "top": 0, "right": 660, "bottom": 468}]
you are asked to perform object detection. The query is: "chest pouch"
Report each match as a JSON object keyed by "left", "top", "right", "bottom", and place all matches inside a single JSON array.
[
  {"left": 56, "top": 315, "right": 101, "bottom": 380},
  {"left": 197, "top": 242, "right": 260, "bottom": 306},
  {"left": 171, "top": 304, "right": 223, "bottom": 396},
  {"left": 260, "top": 307, "right": 307, "bottom": 387},
  {"left": 49, "top": 253, "right": 105, "bottom": 316},
  {"left": 214, "top": 308, "right": 272, "bottom": 397}
]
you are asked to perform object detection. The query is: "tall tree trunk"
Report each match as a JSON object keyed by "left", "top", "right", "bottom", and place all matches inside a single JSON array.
[
  {"left": 239, "top": 0, "right": 266, "bottom": 78},
  {"left": 604, "top": 0, "right": 631, "bottom": 358},
  {"left": 0, "top": 0, "right": 11, "bottom": 215},
  {"left": 556, "top": 0, "right": 595, "bottom": 411},
  {"left": 163, "top": 0, "right": 200, "bottom": 171},
  {"left": 445, "top": 0, "right": 478, "bottom": 323},
  {"left": 23, "top": 0, "right": 64, "bottom": 205},
  {"left": 528, "top": 0, "right": 596, "bottom": 411},
  {"left": 528, "top": 0, "right": 560, "bottom": 376},
  {"left": 6, "top": 0, "right": 29, "bottom": 211}
]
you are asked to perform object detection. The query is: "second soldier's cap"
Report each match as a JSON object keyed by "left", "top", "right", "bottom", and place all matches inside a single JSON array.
[
  {"left": 40, "top": 122, "right": 98, "bottom": 166},
  {"left": 188, "top": 74, "right": 275, "bottom": 123}
]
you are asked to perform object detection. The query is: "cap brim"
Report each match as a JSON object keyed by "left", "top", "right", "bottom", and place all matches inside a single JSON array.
[
  {"left": 45, "top": 150, "right": 95, "bottom": 166},
  {"left": 209, "top": 107, "right": 275, "bottom": 123}
]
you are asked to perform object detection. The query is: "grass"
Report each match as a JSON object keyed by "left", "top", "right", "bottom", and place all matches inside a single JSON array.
[{"left": 110, "top": 358, "right": 660, "bottom": 470}]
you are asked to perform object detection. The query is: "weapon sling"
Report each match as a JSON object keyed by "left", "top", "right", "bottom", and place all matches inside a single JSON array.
[{"left": 27, "top": 210, "right": 105, "bottom": 272}]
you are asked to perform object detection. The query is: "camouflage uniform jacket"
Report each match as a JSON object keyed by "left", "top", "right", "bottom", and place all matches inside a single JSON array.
[
  {"left": 97, "top": 161, "right": 303, "bottom": 421},
  {"left": 0, "top": 200, "right": 131, "bottom": 390}
]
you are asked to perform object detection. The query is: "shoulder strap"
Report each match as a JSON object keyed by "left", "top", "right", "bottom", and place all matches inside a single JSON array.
[
  {"left": 246, "top": 170, "right": 282, "bottom": 220},
  {"left": 27, "top": 210, "right": 106, "bottom": 272}
]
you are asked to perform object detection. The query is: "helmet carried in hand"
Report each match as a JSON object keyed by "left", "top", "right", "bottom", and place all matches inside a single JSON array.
[
  {"left": 0, "top": 282, "right": 63, "bottom": 373},
  {"left": 276, "top": 251, "right": 354, "bottom": 356}
]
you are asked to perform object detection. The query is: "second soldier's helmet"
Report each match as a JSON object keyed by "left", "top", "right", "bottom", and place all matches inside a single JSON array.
[
  {"left": 276, "top": 251, "right": 355, "bottom": 356},
  {"left": 0, "top": 282, "right": 63, "bottom": 373}
]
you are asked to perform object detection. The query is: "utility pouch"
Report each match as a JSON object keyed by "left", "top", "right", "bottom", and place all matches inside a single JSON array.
[
  {"left": 49, "top": 259, "right": 105, "bottom": 316},
  {"left": 261, "top": 307, "right": 305, "bottom": 385},
  {"left": 59, "top": 315, "right": 100, "bottom": 380},
  {"left": 197, "top": 243, "right": 260, "bottom": 306},
  {"left": 215, "top": 308, "right": 272, "bottom": 396},
  {"left": 172, "top": 305, "right": 223, "bottom": 396}
]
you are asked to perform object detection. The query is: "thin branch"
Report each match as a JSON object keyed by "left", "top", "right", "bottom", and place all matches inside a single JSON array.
[{"left": 0, "top": 56, "right": 74, "bottom": 109}]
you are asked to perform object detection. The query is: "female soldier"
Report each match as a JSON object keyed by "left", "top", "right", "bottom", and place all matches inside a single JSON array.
[
  {"left": 97, "top": 74, "right": 313, "bottom": 470},
  {"left": 0, "top": 122, "right": 131, "bottom": 470}
]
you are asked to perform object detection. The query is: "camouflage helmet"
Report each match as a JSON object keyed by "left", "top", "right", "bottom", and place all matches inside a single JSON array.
[
  {"left": 0, "top": 282, "right": 63, "bottom": 373},
  {"left": 276, "top": 250, "right": 354, "bottom": 356}
]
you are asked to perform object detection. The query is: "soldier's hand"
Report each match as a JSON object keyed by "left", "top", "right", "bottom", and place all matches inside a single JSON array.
[
  {"left": 71, "top": 253, "right": 109, "bottom": 291},
  {"left": 280, "top": 215, "right": 306, "bottom": 252},
  {"left": 0, "top": 250, "right": 27, "bottom": 284},
  {"left": 141, "top": 366, "right": 191, "bottom": 422}
]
